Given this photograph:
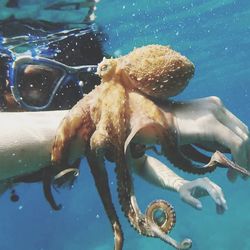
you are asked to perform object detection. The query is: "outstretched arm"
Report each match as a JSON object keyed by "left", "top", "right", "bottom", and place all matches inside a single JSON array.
[
  {"left": 131, "top": 154, "right": 187, "bottom": 192},
  {"left": 130, "top": 154, "right": 227, "bottom": 213}
]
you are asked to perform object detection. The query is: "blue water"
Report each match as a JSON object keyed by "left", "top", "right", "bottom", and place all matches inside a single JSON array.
[{"left": 1, "top": 1, "right": 250, "bottom": 250}]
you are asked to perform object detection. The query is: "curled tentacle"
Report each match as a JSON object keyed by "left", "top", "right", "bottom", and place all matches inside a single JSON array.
[
  {"left": 43, "top": 160, "right": 81, "bottom": 211},
  {"left": 42, "top": 167, "right": 62, "bottom": 211},
  {"left": 87, "top": 83, "right": 181, "bottom": 244},
  {"left": 12, "top": 166, "right": 62, "bottom": 210},
  {"left": 145, "top": 200, "right": 176, "bottom": 234},
  {"left": 115, "top": 149, "right": 192, "bottom": 249}
]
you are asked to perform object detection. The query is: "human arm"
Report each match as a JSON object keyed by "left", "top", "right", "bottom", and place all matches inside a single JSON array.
[{"left": 130, "top": 154, "right": 227, "bottom": 213}]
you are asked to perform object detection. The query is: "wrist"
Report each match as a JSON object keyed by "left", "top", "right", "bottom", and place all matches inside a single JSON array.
[{"left": 174, "top": 179, "right": 189, "bottom": 192}]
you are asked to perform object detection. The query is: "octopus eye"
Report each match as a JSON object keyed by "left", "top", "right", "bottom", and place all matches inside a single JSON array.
[{"left": 100, "top": 64, "right": 109, "bottom": 71}]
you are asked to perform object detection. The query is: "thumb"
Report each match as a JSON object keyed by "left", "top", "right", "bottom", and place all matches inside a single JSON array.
[{"left": 180, "top": 190, "right": 203, "bottom": 210}]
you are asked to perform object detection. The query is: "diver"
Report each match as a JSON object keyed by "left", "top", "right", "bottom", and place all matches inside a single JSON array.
[
  {"left": 0, "top": 0, "right": 106, "bottom": 206},
  {"left": 0, "top": 0, "right": 105, "bottom": 111},
  {"left": 0, "top": 0, "right": 248, "bottom": 222}
]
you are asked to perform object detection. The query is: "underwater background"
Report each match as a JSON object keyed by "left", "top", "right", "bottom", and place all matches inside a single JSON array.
[{"left": 0, "top": 0, "right": 250, "bottom": 249}]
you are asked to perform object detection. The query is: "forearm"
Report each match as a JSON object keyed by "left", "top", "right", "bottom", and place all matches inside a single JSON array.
[
  {"left": 132, "top": 154, "right": 188, "bottom": 192},
  {"left": 0, "top": 111, "right": 62, "bottom": 180}
]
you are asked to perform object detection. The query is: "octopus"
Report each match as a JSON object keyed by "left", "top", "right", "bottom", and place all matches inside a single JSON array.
[{"left": 50, "top": 45, "right": 250, "bottom": 249}]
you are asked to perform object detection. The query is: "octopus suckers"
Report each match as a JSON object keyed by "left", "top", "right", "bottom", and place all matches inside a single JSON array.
[{"left": 145, "top": 199, "right": 176, "bottom": 234}]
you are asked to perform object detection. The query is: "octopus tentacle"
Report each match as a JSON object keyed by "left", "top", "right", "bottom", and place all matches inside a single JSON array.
[
  {"left": 161, "top": 123, "right": 250, "bottom": 176},
  {"left": 101, "top": 88, "right": 187, "bottom": 247},
  {"left": 194, "top": 143, "right": 230, "bottom": 154},
  {"left": 129, "top": 143, "right": 211, "bottom": 163},
  {"left": 12, "top": 166, "right": 62, "bottom": 210},
  {"left": 211, "top": 151, "right": 250, "bottom": 176},
  {"left": 53, "top": 159, "right": 81, "bottom": 188},
  {"left": 159, "top": 109, "right": 215, "bottom": 175},
  {"left": 125, "top": 92, "right": 212, "bottom": 175},
  {"left": 180, "top": 144, "right": 210, "bottom": 164},
  {"left": 42, "top": 168, "right": 62, "bottom": 211},
  {"left": 115, "top": 152, "right": 143, "bottom": 232},
  {"left": 89, "top": 81, "right": 128, "bottom": 153},
  {"left": 145, "top": 200, "right": 176, "bottom": 234},
  {"left": 115, "top": 148, "right": 192, "bottom": 249},
  {"left": 86, "top": 149, "right": 123, "bottom": 250},
  {"left": 123, "top": 101, "right": 213, "bottom": 176},
  {"left": 51, "top": 96, "right": 94, "bottom": 166},
  {"left": 119, "top": 93, "right": 191, "bottom": 247},
  {"left": 125, "top": 92, "right": 249, "bottom": 176}
]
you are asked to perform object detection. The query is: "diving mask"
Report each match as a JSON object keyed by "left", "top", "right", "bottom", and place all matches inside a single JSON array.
[{"left": 9, "top": 55, "right": 98, "bottom": 111}]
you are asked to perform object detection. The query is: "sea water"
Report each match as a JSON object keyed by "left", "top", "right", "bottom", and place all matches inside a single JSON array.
[{"left": 0, "top": 1, "right": 250, "bottom": 250}]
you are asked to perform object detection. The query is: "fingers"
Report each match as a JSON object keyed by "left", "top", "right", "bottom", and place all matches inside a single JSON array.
[
  {"left": 172, "top": 97, "right": 250, "bottom": 179},
  {"left": 179, "top": 186, "right": 203, "bottom": 210},
  {"left": 179, "top": 178, "right": 228, "bottom": 213},
  {"left": 227, "top": 168, "right": 238, "bottom": 182},
  {"left": 203, "top": 121, "right": 248, "bottom": 180},
  {"left": 215, "top": 105, "right": 250, "bottom": 173},
  {"left": 216, "top": 204, "right": 225, "bottom": 214},
  {"left": 202, "top": 178, "right": 228, "bottom": 213},
  {"left": 216, "top": 105, "right": 249, "bottom": 138}
]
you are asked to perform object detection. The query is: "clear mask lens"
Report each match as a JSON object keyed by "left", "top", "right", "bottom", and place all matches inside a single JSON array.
[{"left": 16, "top": 63, "right": 63, "bottom": 107}]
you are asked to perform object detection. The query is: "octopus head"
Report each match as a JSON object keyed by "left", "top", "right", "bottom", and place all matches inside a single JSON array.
[
  {"left": 118, "top": 44, "right": 195, "bottom": 99},
  {"left": 97, "top": 57, "right": 118, "bottom": 81}
]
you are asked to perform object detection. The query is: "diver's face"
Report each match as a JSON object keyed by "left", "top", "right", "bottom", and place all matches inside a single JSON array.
[
  {"left": 3, "top": 64, "right": 63, "bottom": 111},
  {"left": 19, "top": 64, "right": 61, "bottom": 107},
  {"left": 4, "top": 62, "right": 100, "bottom": 111}
]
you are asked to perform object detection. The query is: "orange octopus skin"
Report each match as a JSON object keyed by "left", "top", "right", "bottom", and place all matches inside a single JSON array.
[
  {"left": 98, "top": 44, "right": 195, "bottom": 99},
  {"left": 51, "top": 44, "right": 197, "bottom": 250},
  {"left": 51, "top": 82, "right": 187, "bottom": 249},
  {"left": 52, "top": 44, "right": 249, "bottom": 250}
]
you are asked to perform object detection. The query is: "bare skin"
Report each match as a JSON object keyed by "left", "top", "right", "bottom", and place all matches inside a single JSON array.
[
  {"left": 50, "top": 45, "right": 198, "bottom": 249},
  {"left": 51, "top": 45, "right": 250, "bottom": 249},
  {"left": 0, "top": 95, "right": 248, "bottom": 249},
  {"left": 0, "top": 95, "right": 247, "bottom": 203},
  {"left": 51, "top": 87, "right": 249, "bottom": 249},
  {"left": 1, "top": 45, "right": 249, "bottom": 249},
  {"left": 168, "top": 96, "right": 250, "bottom": 182}
]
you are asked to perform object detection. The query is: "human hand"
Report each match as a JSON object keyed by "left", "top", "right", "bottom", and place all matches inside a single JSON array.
[
  {"left": 179, "top": 177, "right": 228, "bottom": 214},
  {"left": 171, "top": 96, "right": 250, "bottom": 182}
]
